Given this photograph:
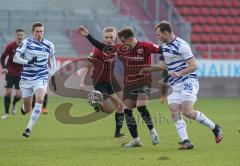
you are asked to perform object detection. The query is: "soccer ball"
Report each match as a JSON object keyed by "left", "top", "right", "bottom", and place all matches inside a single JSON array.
[{"left": 87, "top": 90, "right": 103, "bottom": 106}]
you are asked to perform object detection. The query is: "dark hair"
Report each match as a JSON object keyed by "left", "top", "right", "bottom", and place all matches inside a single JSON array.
[
  {"left": 32, "top": 22, "right": 44, "bottom": 32},
  {"left": 155, "top": 20, "right": 172, "bottom": 33},
  {"left": 118, "top": 27, "right": 135, "bottom": 39},
  {"left": 15, "top": 29, "right": 25, "bottom": 33}
]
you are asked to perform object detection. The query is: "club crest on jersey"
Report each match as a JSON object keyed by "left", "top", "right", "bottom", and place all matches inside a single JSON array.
[{"left": 137, "top": 48, "right": 143, "bottom": 55}]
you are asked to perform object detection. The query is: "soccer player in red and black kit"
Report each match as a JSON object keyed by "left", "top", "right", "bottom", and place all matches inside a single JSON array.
[
  {"left": 79, "top": 27, "right": 125, "bottom": 137},
  {"left": 1, "top": 29, "right": 25, "bottom": 119},
  {"left": 78, "top": 26, "right": 164, "bottom": 147}
]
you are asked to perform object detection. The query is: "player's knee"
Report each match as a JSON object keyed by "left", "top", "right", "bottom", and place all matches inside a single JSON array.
[
  {"left": 35, "top": 95, "right": 44, "bottom": 103},
  {"left": 5, "top": 91, "right": 12, "bottom": 96},
  {"left": 181, "top": 108, "right": 192, "bottom": 118},
  {"left": 116, "top": 103, "right": 123, "bottom": 113}
]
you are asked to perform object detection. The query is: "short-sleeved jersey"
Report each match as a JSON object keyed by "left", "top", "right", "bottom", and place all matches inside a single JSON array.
[
  {"left": 1, "top": 41, "right": 23, "bottom": 76},
  {"left": 88, "top": 48, "right": 117, "bottom": 84},
  {"left": 161, "top": 37, "right": 197, "bottom": 86},
  {"left": 117, "top": 41, "right": 161, "bottom": 88},
  {"left": 16, "top": 37, "right": 55, "bottom": 81}
]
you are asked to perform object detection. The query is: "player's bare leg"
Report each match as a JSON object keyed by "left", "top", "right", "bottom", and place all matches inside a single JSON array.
[
  {"left": 181, "top": 101, "right": 223, "bottom": 143},
  {"left": 21, "top": 96, "right": 32, "bottom": 115},
  {"left": 23, "top": 88, "right": 46, "bottom": 138},
  {"left": 169, "top": 103, "right": 193, "bottom": 150},
  {"left": 1, "top": 88, "right": 12, "bottom": 119},
  {"left": 137, "top": 94, "right": 159, "bottom": 145}
]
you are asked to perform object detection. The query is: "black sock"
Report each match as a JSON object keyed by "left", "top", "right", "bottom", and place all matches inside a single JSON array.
[
  {"left": 137, "top": 105, "right": 154, "bottom": 130},
  {"left": 42, "top": 94, "right": 48, "bottom": 108},
  {"left": 115, "top": 112, "right": 124, "bottom": 135},
  {"left": 12, "top": 96, "right": 21, "bottom": 105},
  {"left": 4, "top": 95, "right": 11, "bottom": 114},
  {"left": 124, "top": 109, "right": 138, "bottom": 138},
  {"left": 32, "top": 94, "right": 36, "bottom": 109}
]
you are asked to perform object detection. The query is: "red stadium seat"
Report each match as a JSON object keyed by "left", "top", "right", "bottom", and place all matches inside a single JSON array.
[
  {"left": 216, "top": 17, "right": 225, "bottom": 25},
  {"left": 236, "top": 17, "right": 240, "bottom": 25},
  {"left": 212, "top": 53, "right": 223, "bottom": 59},
  {"left": 213, "top": 25, "right": 222, "bottom": 33},
  {"left": 202, "top": 52, "right": 209, "bottom": 58},
  {"left": 196, "top": 44, "right": 208, "bottom": 51},
  {"left": 193, "top": 25, "right": 202, "bottom": 33},
  {"left": 235, "top": 46, "right": 240, "bottom": 52},
  {"left": 232, "top": 0, "right": 240, "bottom": 7},
  {"left": 219, "top": 8, "right": 229, "bottom": 16},
  {"left": 198, "top": 16, "right": 206, "bottom": 24},
  {"left": 207, "top": 17, "right": 216, "bottom": 24},
  {"left": 199, "top": 7, "right": 209, "bottom": 16},
  {"left": 203, "top": 25, "right": 212, "bottom": 33},
  {"left": 223, "top": 0, "right": 232, "bottom": 7},
  {"left": 226, "top": 17, "right": 235, "bottom": 25},
  {"left": 200, "top": 34, "right": 210, "bottom": 43},
  {"left": 223, "top": 26, "right": 232, "bottom": 34},
  {"left": 210, "top": 34, "right": 219, "bottom": 43},
  {"left": 210, "top": 8, "right": 219, "bottom": 16},
  {"left": 213, "top": 0, "right": 223, "bottom": 7},
  {"left": 222, "top": 54, "right": 231, "bottom": 59},
  {"left": 230, "top": 35, "right": 239, "bottom": 43},
  {"left": 191, "top": 34, "right": 199, "bottom": 43},
  {"left": 229, "top": 8, "right": 239, "bottom": 16}
]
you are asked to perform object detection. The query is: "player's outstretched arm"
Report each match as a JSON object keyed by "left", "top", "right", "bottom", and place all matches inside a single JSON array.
[
  {"left": 13, "top": 52, "right": 37, "bottom": 65},
  {"left": 77, "top": 26, "right": 106, "bottom": 51}
]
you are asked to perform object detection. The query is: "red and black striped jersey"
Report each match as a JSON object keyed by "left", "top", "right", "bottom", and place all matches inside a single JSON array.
[
  {"left": 1, "top": 41, "right": 23, "bottom": 77},
  {"left": 88, "top": 48, "right": 117, "bottom": 84},
  {"left": 117, "top": 41, "right": 161, "bottom": 87}
]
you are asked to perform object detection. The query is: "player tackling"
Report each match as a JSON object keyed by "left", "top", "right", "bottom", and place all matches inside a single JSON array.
[
  {"left": 79, "top": 27, "right": 125, "bottom": 137},
  {"left": 13, "top": 22, "right": 57, "bottom": 138}
]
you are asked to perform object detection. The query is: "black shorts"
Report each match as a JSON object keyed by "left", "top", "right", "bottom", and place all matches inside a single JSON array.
[
  {"left": 5, "top": 75, "right": 20, "bottom": 89},
  {"left": 123, "top": 84, "right": 151, "bottom": 101},
  {"left": 94, "top": 79, "right": 121, "bottom": 100}
]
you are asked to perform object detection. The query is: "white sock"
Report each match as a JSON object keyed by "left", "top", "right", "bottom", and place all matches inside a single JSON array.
[
  {"left": 149, "top": 128, "right": 156, "bottom": 134},
  {"left": 175, "top": 119, "right": 189, "bottom": 142},
  {"left": 195, "top": 111, "right": 215, "bottom": 130},
  {"left": 27, "top": 103, "right": 42, "bottom": 130}
]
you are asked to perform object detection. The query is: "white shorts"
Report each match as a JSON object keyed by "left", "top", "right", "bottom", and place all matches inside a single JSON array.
[
  {"left": 19, "top": 79, "right": 48, "bottom": 97},
  {"left": 167, "top": 78, "right": 199, "bottom": 105}
]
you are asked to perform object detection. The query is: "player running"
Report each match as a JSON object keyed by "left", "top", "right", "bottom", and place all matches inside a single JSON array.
[
  {"left": 78, "top": 26, "right": 163, "bottom": 147},
  {"left": 13, "top": 22, "right": 57, "bottom": 138},
  {"left": 152, "top": 21, "right": 223, "bottom": 149},
  {"left": 79, "top": 26, "right": 125, "bottom": 138},
  {"left": 1, "top": 29, "right": 25, "bottom": 119}
]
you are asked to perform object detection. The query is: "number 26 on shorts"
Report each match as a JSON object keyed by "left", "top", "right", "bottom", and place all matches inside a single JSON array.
[{"left": 183, "top": 82, "right": 193, "bottom": 91}]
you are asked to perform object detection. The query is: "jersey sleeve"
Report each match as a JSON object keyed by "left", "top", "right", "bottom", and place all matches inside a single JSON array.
[
  {"left": 16, "top": 39, "right": 27, "bottom": 55},
  {"left": 145, "top": 42, "right": 162, "bottom": 54},
  {"left": 179, "top": 43, "right": 194, "bottom": 61},
  {"left": 49, "top": 42, "right": 55, "bottom": 57},
  {"left": 1, "top": 44, "right": 12, "bottom": 68}
]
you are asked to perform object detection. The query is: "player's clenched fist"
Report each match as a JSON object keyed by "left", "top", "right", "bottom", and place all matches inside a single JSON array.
[{"left": 77, "top": 26, "right": 89, "bottom": 36}]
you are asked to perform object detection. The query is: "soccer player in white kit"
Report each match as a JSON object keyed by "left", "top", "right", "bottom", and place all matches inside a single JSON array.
[
  {"left": 153, "top": 21, "right": 223, "bottom": 149},
  {"left": 13, "top": 22, "right": 57, "bottom": 138}
]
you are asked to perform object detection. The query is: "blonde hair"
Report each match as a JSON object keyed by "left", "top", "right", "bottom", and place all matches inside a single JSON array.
[{"left": 103, "top": 26, "right": 117, "bottom": 36}]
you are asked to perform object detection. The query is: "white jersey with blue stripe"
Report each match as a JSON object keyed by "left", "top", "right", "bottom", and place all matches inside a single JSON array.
[
  {"left": 16, "top": 37, "right": 55, "bottom": 81},
  {"left": 161, "top": 37, "right": 197, "bottom": 86}
]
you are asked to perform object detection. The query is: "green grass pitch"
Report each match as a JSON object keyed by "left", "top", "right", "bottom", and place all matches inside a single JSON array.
[{"left": 0, "top": 97, "right": 239, "bottom": 166}]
